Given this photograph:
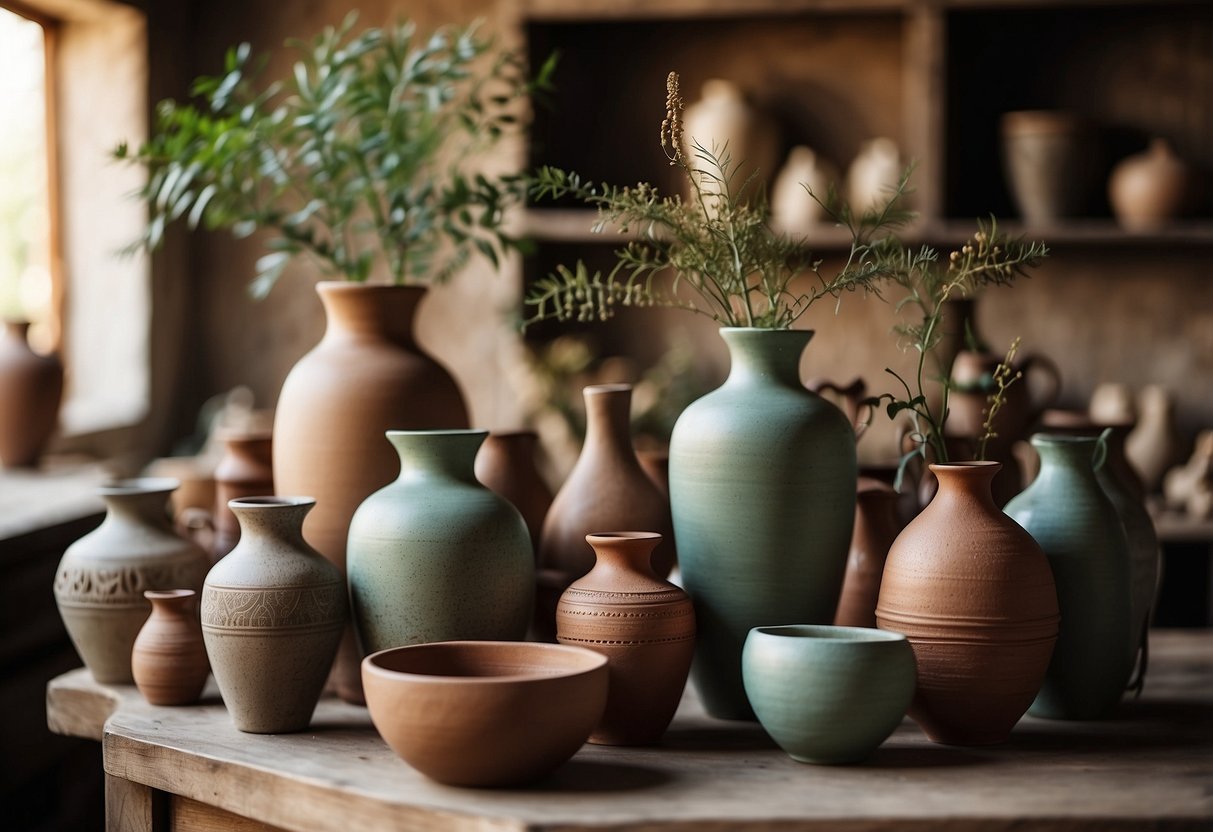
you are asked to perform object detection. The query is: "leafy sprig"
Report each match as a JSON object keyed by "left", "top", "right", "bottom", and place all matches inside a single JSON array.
[{"left": 978, "top": 336, "right": 1025, "bottom": 460}]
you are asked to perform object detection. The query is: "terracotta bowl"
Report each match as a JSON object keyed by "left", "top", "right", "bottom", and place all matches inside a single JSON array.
[{"left": 362, "top": 640, "right": 608, "bottom": 787}]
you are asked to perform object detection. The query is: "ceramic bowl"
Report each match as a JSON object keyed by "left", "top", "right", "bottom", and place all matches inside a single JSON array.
[
  {"left": 742, "top": 624, "right": 915, "bottom": 764},
  {"left": 362, "top": 640, "right": 608, "bottom": 787}
]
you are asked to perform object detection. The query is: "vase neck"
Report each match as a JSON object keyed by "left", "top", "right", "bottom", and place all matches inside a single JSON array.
[
  {"left": 721, "top": 328, "right": 812, "bottom": 388},
  {"left": 99, "top": 479, "right": 178, "bottom": 530},
  {"left": 389, "top": 430, "right": 486, "bottom": 484},
  {"left": 482, "top": 431, "right": 538, "bottom": 464},
  {"left": 317, "top": 282, "right": 421, "bottom": 346},
  {"left": 586, "top": 532, "right": 662, "bottom": 584},
  {"left": 145, "top": 589, "right": 196, "bottom": 617},
  {"left": 928, "top": 461, "right": 1001, "bottom": 513},
  {"left": 1031, "top": 434, "right": 1104, "bottom": 483},
  {"left": 230, "top": 498, "right": 314, "bottom": 549},
  {"left": 582, "top": 385, "right": 637, "bottom": 459}
]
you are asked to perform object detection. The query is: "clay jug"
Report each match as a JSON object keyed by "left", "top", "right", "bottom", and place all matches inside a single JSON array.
[
  {"left": 347, "top": 430, "right": 534, "bottom": 655},
  {"left": 876, "top": 461, "right": 1059, "bottom": 745},
  {"left": 473, "top": 430, "right": 552, "bottom": 555},
  {"left": 212, "top": 429, "right": 274, "bottom": 559},
  {"left": 202, "top": 497, "right": 346, "bottom": 733},
  {"left": 54, "top": 478, "right": 210, "bottom": 684},
  {"left": 682, "top": 79, "right": 779, "bottom": 200},
  {"left": 273, "top": 282, "right": 468, "bottom": 704},
  {"left": 1126, "top": 385, "right": 1179, "bottom": 493},
  {"left": 0, "top": 320, "right": 64, "bottom": 467},
  {"left": 770, "top": 146, "right": 838, "bottom": 236},
  {"left": 1005, "top": 435, "right": 1133, "bottom": 720},
  {"left": 1000, "top": 110, "right": 1098, "bottom": 223},
  {"left": 556, "top": 532, "right": 695, "bottom": 746},
  {"left": 847, "top": 137, "right": 902, "bottom": 214},
  {"left": 131, "top": 589, "right": 209, "bottom": 706},
  {"left": 834, "top": 480, "right": 901, "bottom": 629},
  {"left": 1108, "top": 139, "right": 1190, "bottom": 230}
]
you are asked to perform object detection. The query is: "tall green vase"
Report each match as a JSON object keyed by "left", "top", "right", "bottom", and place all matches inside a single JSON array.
[
  {"left": 669, "top": 328, "right": 857, "bottom": 720},
  {"left": 1005, "top": 434, "right": 1133, "bottom": 720}
]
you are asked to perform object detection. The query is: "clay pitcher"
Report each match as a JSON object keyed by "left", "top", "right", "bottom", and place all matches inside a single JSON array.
[
  {"left": 474, "top": 430, "right": 553, "bottom": 555},
  {"left": 0, "top": 319, "right": 64, "bottom": 467},
  {"left": 834, "top": 480, "right": 901, "bottom": 628},
  {"left": 212, "top": 429, "right": 274, "bottom": 559},
  {"left": 131, "top": 589, "right": 210, "bottom": 706}
]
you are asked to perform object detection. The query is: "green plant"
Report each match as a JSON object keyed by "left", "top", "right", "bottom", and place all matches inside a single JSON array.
[
  {"left": 116, "top": 13, "right": 555, "bottom": 295},
  {"left": 977, "top": 336, "right": 1025, "bottom": 460}
]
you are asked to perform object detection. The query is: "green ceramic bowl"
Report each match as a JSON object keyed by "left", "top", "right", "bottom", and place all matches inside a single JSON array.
[{"left": 742, "top": 624, "right": 915, "bottom": 764}]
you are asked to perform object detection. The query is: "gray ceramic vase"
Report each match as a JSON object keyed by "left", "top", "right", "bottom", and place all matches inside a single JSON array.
[
  {"left": 1005, "top": 435, "right": 1133, "bottom": 720},
  {"left": 669, "top": 328, "right": 857, "bottom": 720},
  {"left": 201, "top": 497, "right": 346, "bottom": 733},
  {"left": 346, "top": 430, "right": 534, "bottom": 655},
  {"left": 742, "top": 625, "right": 915, "bottom": 764}
]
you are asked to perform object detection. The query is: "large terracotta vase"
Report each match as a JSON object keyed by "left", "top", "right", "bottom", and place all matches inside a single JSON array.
[
  {"left": 473, "top": 430, "right": 552, "bottom": 555},
  {"left": 0, "top": 319, "right": 64, "bottom": 467},
  {"left": 555, "top": 532, "right": 695, "bottom": 746},
  {"left": 669, "top": 328, "right": 856, "bottom": 720},
  {"left": 346, "top": 430, "right": 534, "bottom": 656},
  {"left": 54, "top": 478, "right": 210, "bottom": 684},
  {"left": 273, "top": 282, "right": 469, "bottom": 704},
  {"left": 1005, "top": 435, "right": 1134, "bottom": 720},
  {"left": 212, "top": 429, "right": 274, "bottom": 559},
  {"left": 201, "top": 497, "right": 346, "bottom": 733},
  {"left": 876, "top": 461, "right": 1059, "bottom": 745},
  {"left": 834, "top": 480, "right": 901, "bottom": 629},
  {"left": 131, "top": 589, "right": 209, "bottom": 706}
]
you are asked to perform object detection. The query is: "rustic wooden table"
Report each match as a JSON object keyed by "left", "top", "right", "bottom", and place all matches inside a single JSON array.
[{"left": 47, "top": 629, "right": 1213, "bottom": 832}]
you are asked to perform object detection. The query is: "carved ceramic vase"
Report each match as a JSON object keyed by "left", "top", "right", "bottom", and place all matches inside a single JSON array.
[
  {"left": 131, "top": 589, "right": 209, "bottom": 706},
  {"left": 347, "top": 430, "right": 534, "bottom": 656},
  {"left": 670, "top": 329, "right": 856, "bottom": 720},
  {"left": 54, "top": 478, "right": 210, "bottom": 684},
  {"left": 556, "top": 532, "right": 695, "bottom": 746},
  {"left": 202, "top": 497, "right": 347, "bottom": 733},
  {"left": 474, "top": 430, "right": 553, "bottom": 555},
  {"left": 1108, "top": 139, "right": 1190, "bottom": 230},
  {"left": 876, "top": 462, "right": 1059, "bottom": 745},
  {"left": 834, "top": 480, "right": 901, "bottom": 629},
  {"left": 0, "top": 319, "right": 64, "bottom": 467},
  {"left": 273, "top": 282, "right": 468, "bottom": 704},
  {"left": 1005, "top": 435, "right": 1134, "bottom": 720},
  {"left": 212, "top": 429, "right": 274, "bottom": 560}
]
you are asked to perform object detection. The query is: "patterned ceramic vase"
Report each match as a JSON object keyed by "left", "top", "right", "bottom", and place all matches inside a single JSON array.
[{"left": 131, "top": 589, "right": 209, "bottom": 705}]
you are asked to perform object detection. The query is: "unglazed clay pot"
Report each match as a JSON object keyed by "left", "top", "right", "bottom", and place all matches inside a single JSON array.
[
  {"left": 876, "top": 462, "right": 1059, "bottom": 745},
  {"left": 670, "top": 328, "right": 856, "bottom": 720},
  {"left": 834, "top": 481, "right": 901, "bottom": 629},
  {"left": 473, "top": 430, "right": 553, "bottom": 555},
  {"left": 556, "top": 532, "right": 695, "bottom": 746},
  {"left": 202, "top": 497, "right": 346, "bottom": 733},
  {"left": 682, "top": 79, "right": 779, "bottom": 200},
  {"left": 347, "top": 430, "right": 534, "bottom": 656},
  {"left": 1000, "top": 110, "right": 1098, "bottom": 224},
  {"left": 847, "top": 137, "right": 902, "bottom": 215},
  {"left": 273, "top": 282, "right": 468, "bottom": 704},
  {"left": 1108, "top": 139, "right": 1191, "bottom": 230},
  {"left": 131, "top": 589, "right": 209, "bottom": 706},
  {"left": 771, "top": 145, "right": 838, "bottom": 236},
  {"left": 362, "top": 641, "right": 608, "bottom": 787},
  {"left": 1006, "top": 435, "right": 1133, "bottom": 720},
  {"left": 212, "top": 429, "right": 274, "bottom": 560},
  {"left": 54, "top": 478, "right": 210, "bottom": 684},
  {"left": 1126, "top": 385, "right": 1179, "bottom": 494},
  {"left": 636, "top": 448, "right": 670, "bottom": 498},
  {"left": 0, "top": 319, "right": 63, "bottom": 467}
]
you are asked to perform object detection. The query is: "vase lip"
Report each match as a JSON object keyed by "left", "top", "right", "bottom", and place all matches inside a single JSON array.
[
  {"left": 229, "top": 495, "right": 316, "bottom": 510},
  {"left": 315, "top": 280, "right": 427, "bottom": 295},
  {"left": 586, "top": 531, "right": 663, "bottom": 544},
  {"left": 928, "top": 460, "right": 1001, "bottom": 472},
  {"left": 1030, "top": 432, "right": 1101, "bottom": 447},
  {"left": 144, "top": 588, "right": 196, "bottom": 601},
  {"left": 719, "top": 326, "right": 815, "bottom": 337},
  {"left": 99, "top": 477, "right": 180, "bottom": 497},
  {"left": 385, "top": 428, "right": 488, "bottom": 439},
  {"left": 584, "top": 383, "right": 632, "bottom": 395},
  {"left": 749, "top": 624, "right": 907, "bottom": 644}
]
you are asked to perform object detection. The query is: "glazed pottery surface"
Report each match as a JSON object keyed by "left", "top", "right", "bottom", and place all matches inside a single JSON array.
[
  {"left": 1005, "top": 435, "right": 1133, "bottom": 720},
  {"left": 742, "top": 625, "right": 915, "bottom": 765},
  {"left": 54, "top": 478, "right": 210, "bottom": 684},
  {"left": 131, "top": 589, "right": 209, "bottom": 706},
  {"left": 473, "top": 430, "right": 553, "bottom": 555},
  {"left": 212, "top": 429, "right": 274, "bottom": 559},
  {"left": 0, "top": 320, "right": 63, "bottom": 467},
  {"left": 876, "top": 462, "right": 1059, "bottom": 745},
  {"left": 556, "top": 532, "right": 695, "bottom": 746},
  {"left": 834, "top": 481, "right": 901, "bottom": 629},
  {"left": 202, "top": 498, "right": 346, "bottom": 733},
  {"left": 272, "top": 282, "right": 469, "bottom": 704},
  {"left": 347, "top": 430, "right": 534, "bottom": 655},
  {"left": 1108, "top": 139, "right": 1190, "bottom": 230},
  {"left": 1000, "top": 110, "right": 1098, "bottom": 223},
  {"left": 669, "top": 328, "right": 856, "bottom": 720},
  {"left": 362, "top": 641, "right": 608, "bottom": 787}
]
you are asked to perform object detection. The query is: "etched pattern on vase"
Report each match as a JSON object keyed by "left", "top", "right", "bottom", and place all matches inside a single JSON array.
[
  {"left": 55, "top": 562, "right": 207, "bottom": 607},
  {"left": 201, "top": 584, "right": 346, "bottom": 630}
]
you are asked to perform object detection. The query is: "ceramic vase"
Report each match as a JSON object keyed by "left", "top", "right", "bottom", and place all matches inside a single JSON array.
[
  {"left": 212, "top": 429, "right": 274, "bottom": 560},
  {"left": 682, "top": 79, "right": 779, "bottom": 201},
  {"left": 669, "top": 328, "right": 856, "bottom": 720},
  {"left": 847, "top": 137, "right": 902, "bottom": 214},
  {"left": 555, "top": 532, "right": 695, "bottom": 746},
  {"left": 834, "top": 481, "right": 901, "bottom": 629},
  {"left": 54, "top": 478, "right": 210, "bottom": 684},
  {"left": 0, "top": 319, "right": 64, "bottom": 467},
  {"left": 131, "top": 589, "right": 209, "bottom": 705},
  {"left": 1005, "top": 435, "right": 1133, "bottom": 720},
  {"left": 201, "top": 497, "right": 346, "bottom": 733},
  {"left": 1126, "top": 385, "right": 1179, "bottom": 493},
  {"left": 347, "top": 430, "right": 534, "bottom": 656},
  {"left": 473, "top": 430, "right": 552, "bottom": 555},
  {"left": 876, "top": 461, "right": 1059, "bottom": 745},
  {"left": 1000, "top": 110, "right": 1098, "bottom": 223},
  {"left": 770, "top": 146, "right": 838, "bottom": 236},
  {"left": 1108, "top": 139, "right": 1190, "bottom": 230},
  {"left": 273, "top": 282, "right": 469, "bottom": 704},
  {"left": 637, "top": 448, "right": 670, "bottom": 498}
]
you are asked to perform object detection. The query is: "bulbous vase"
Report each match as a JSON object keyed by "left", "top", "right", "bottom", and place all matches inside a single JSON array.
[{"left": 131, "top": 589, "right": 209, "bottom": 706}]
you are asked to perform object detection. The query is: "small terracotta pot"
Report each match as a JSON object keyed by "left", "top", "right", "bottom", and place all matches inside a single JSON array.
[
  {"left": 131, "top": 589, "right": 209, "bottom": 706},
  {"left": 474, "top": 430, "right": 553, "bottom": 555},
  {"left": 212, "top": 429, "right": 274, "bottom": 560},
  {"left": 834, "top": 482, "right": 901, "bottom": 629}
]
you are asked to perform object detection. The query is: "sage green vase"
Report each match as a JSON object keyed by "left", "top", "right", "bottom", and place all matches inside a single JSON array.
[
  {"left": 1005, "top": 434, "right": 1133, "bottom": 720},
  {"left": 346, "top": 430, "right": 534, "bottom": 655},
  {"left": 669, "top": 328, "right": 857, "bottom": 720}
]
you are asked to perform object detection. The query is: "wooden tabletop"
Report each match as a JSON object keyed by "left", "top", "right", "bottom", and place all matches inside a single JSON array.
[{"left": 48, "top": 629, "right": 1213, "bottom": 832}]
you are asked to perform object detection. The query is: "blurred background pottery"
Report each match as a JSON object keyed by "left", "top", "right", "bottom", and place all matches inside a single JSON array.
[
  {"left": 0, "top": 319, "right": 63, "bottom": 468},
  {"left": 771, "top": 145, "right": 838, "bottom": 236},
  {"left": 847, "top": 137, "right": 902, "bottom": 215},
  {"left": 1108, "top": 139, "right": 1191, "bottom": 230},
  {"left": 1000, "top": 110, "right": 1099, "bottom": 224},
  {"left": 211, "top": 429, "right": 274, "bottom": 560},
  {"left": 131, "top": 589, "right": 209, "bottom": 706},
  {"left": 682, "top": 78, "right": 779, "bottom": 202},
  {"left": 834, "top": 480, "right": 900, "bottom": 629},
  {"left": 1126, "top": 385, "right": 1180, "bottom": 493},
  {"left": 474, "top": 430, "right": 553, "bottom": 556}
]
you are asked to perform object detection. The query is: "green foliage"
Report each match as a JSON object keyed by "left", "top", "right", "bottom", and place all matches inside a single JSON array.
[{"left": 115, "top": 13, "right": 555, "bottom": 295}]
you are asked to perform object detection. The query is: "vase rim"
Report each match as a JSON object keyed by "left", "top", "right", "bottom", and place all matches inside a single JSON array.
[
  {"left": 586, "top": 531, "right": 663, "bottom": 543},
  {"left": 315, "top": 280, "right": 427, "bottom": 294},
  {"left": 719, "top": 326, "right": 815, "bottom": 336},
  {"left": 928, "top": 460, "right": 1001, "bottom": 471},
  {"left": 1030, "top": 432, "right": 1101, "bottom": 446},
  {"left": 229, "top": 495, "right": 316, "bottom": 510},
  {"left": 750, "top": 624, "right": 906, "bottom": 644},
  {"left": 99, "top": 477, "right": 179, "bottom": 497},
  {"left": 584, "top": 383, "right": 632, "bottom": 395},
  {"left": 385, "top": 428, "right": 488, "bottom": 439},
  {"left": 144, "top": 588, "right": 196, "bottom": 601}
]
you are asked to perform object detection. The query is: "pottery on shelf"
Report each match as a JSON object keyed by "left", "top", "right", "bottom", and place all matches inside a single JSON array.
[
  {"left": 1088, "top": 384, "right": 1138, "bottom": 434},
  {"left": 0, "top": 319, "right": 64, "bottom": 468},
  {"left": 847, "top": 137, "right": 902, "bottom": 215},
  {"left": 54, "top": 478, "right": 210, "bottom": 684},
  {"left": 1108, "top": 139, "right": 1191, "bottom": 230},
  {"left": 1000, "top": 110, "right": 1099, "bottom": 224},
  {"left": 1126, "top": 385, "right": 1180, "bottom": 494},
  {"left": 1164, "top": 430, "right": 1213, "bottom": 519},
  {"left": 876, "top": 461, "right": 1059, "bottom": 745},
  {"left": 212, "top": 429, "right": 274, "bottom": 560},
  {"left": 834, "top": 480, "right": 901, "bottom": 629},
  {"left": 555, "top": 532, "right": 695, "bottom": 746},
  {"left": 473, "top": 430, "right": 553, "bottom": 555},
  {"left": 682, "top": 79, "right": 779, "bottom": 202},
  {"left": 201, "top": 497, "right": 347, "bottom": 734},
  {"left": 131, "top": 589, "right": 209, "bottom": 706},
  {"left": 770, "top": 146, "right": 838, "bottom": 236}
]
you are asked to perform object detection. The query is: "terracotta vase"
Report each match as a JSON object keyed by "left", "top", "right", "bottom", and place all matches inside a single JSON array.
[
  {"left": 212, "top": 429, "right": 274, "bottom": 560},
  {"left": 474, "top": 430, "right": 552, "bottom": 555},
  {"left": 1126, "top": 385, "right": 1179, "bottom": 494},
  {"left": 273, "top": 282, "right": 469, "bottom": 704},
  {"left": 636, "top": 448, "right": 670, "bottom": 498},
  {"left": 54, "top": 478, "right": 210, "bottom": 684},
  {"left": 131, "top": 589, "right": 209, "bottom": 706},
  {"left": 201, "top": 497, "right": 347, "bottom": 733},
  {"left": 876, "top": 461, "right": 1059, "bottom": 745},
  {"left": 1000, "top": 110, "right": 1098, "bottom": 223},
  {"left": 1108, "top": 139, "right": 1191, "bottom": 230},
  {"left": 1005, "top": 435, "right": 1133, "bottom": 720},
  {"left": 834, "top": 481, "right": 901, "bottom": 629},
  {"left": 0, "top": 319, "right": 64, "bottom": 467},
  {"left": 347, "top": 430, "right": 534, "bottom": 656},
  {"left": 556, "top": 532, "right": 695, "bottom": 746}
]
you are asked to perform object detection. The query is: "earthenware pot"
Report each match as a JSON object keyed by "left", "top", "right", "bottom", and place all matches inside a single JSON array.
[
  {"left": 834, "top": 481, "right": 901, "bottom": 629},
  {"left": 683, "top": 79, "right": 779, "bottom": 199},
  {"left": 474, "top": 430, "right": 552, "bottom": 555},
  {"left": 636, "top": 448, "right": 670, "bottom": 498},
  {"left": 556, "top": 532, "right": 694, "bottom": 746},
  {"left": 0, "top": 319, "right": 63, "bottom": 467},
  {"left": 212, "top": 429, "right": 274, "bottom": 559},
  {"left": 670, "top": 328, "right": 856, "bottom": 720},
  {"left": 131, "top": 589, "right": 209, "bottom": 706},
  {"left": 771, "top": 145, "right": 838, "bottom": 235},
  {"left": 848, "top": 137, "right": 902, "bottom": 214},
  {"left": 1126, "top": 385, "right": 1179, "bottom": 493},
  {"left": 1108, "top": 139, "right": 1190, "bottom": 230},
  {"left": 1000, "top": 110, "right": 1098, "bottom": 223}
]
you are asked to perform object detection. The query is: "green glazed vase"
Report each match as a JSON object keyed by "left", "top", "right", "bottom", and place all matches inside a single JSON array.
[
  {"left": 346, "top": 430, "right": 534, "bottom": 655},
  {"left": 669, "top": 328, "right": 857, "bottom": 720},
  {"left": 1005, "top": 434, "right": 1133, "bottom": 720}
]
